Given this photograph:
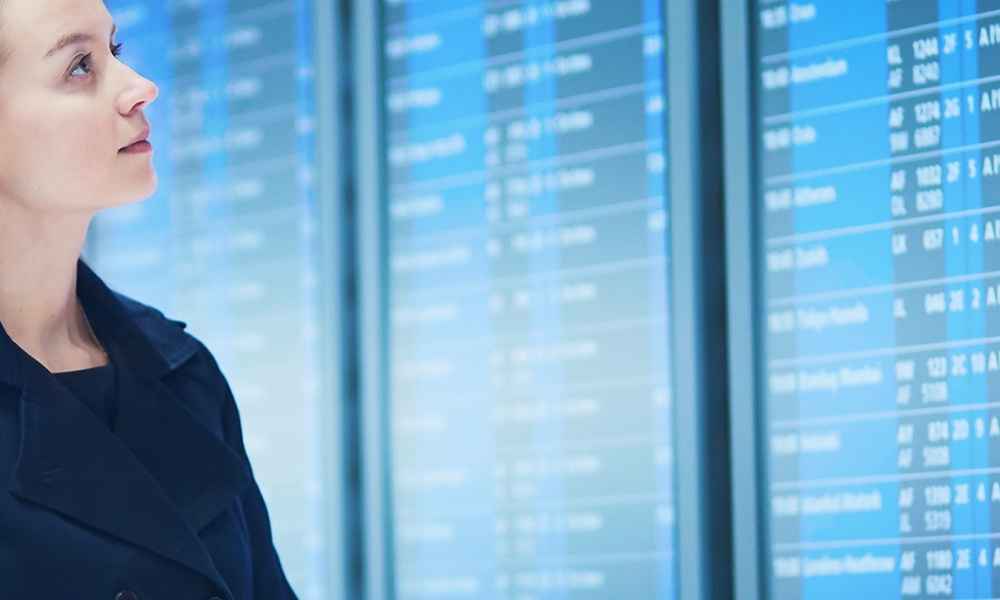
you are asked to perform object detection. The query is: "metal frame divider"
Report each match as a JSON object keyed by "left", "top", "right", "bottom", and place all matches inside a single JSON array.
[
  {"left": 668, "top": 1, "right": 732, "bottom": 599},
  {"left": 353, "top": 1, "right": 393, "bottom": 598},
  {"left": 314, "top": 0, "right": 355, "bottom": 598},
  {"left": 722, "top": 0, "right": 765, "bottom": 599}
]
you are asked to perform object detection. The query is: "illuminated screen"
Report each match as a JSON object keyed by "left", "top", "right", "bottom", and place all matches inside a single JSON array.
[
  {"left": 383, "top": 1, "right": 677, "bottom": 597},
  {"left": 756, "top": 1, "right": 1000, "bottom": 597}
]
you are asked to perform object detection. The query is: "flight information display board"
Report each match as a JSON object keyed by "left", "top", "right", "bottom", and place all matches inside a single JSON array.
[
  {"left": 756, "top": 1, "right": 1000, "bottom": 598},
  {"left": 384, "top": 1, "right": 676, "bottom": 597},
  {"left": 91, "top": 1, "right": 327, "bottom": 598}
]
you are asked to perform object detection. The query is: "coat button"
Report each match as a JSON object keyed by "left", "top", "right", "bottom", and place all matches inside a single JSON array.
[{"left": 115, "top": 592, "right": 139, "bottom": 600}]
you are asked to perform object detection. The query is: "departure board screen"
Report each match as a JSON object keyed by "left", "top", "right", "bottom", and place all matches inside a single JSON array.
[
  {"left": 757, "top": 1, "right": 1000, "bottom": 598},
  {"left": 384, "top": 1, "right": 676, "bottom": 598},
  {"left": 91, "top": 2, "right": 326, "bottom": 598}
]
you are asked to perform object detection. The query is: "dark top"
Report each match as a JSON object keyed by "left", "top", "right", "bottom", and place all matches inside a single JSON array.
[
  {"left": 53, "top": 361, "right": 117, "bottom": 431},
  {"left": 0, "top": 259, "right": 299, "bottom": 599}
]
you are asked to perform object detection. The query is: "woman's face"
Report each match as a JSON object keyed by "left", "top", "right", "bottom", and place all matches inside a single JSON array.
[{"left": 0, "top": 0, "right": 159, "bottom": 216}]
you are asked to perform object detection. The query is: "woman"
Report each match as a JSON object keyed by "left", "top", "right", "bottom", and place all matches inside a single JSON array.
[{"left": 0, "top": 1, "right": 299, "bottom": 599}]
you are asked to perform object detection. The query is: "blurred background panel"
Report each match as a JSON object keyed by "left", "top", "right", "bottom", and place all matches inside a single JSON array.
[
  {"left": 86, "top": 1, "right": 342, "bottom": 599},
  {"left": 363, "top": 1, "right": 681, "bottom": 598}
]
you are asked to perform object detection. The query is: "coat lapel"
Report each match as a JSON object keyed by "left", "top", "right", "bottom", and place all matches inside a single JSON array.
[{"left": 3, "top": 260, "right": 252, "bottom": 594}]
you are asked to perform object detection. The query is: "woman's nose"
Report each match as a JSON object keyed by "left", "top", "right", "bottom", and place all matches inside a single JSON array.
[{"left": 120, "top": 74, "right": 159, "bottom": 116}]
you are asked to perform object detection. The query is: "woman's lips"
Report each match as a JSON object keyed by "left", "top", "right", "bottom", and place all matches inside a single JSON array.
[{"left": 119, "top": 140, "right": 152, "bottom": 154}]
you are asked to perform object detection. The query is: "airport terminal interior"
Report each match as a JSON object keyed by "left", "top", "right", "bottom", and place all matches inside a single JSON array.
[{"left": 82, "top": 1, "right": 999, "bottom": 598}]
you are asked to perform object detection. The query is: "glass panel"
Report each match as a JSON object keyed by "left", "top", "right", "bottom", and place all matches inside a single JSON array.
[{"left": 383, "top": 2, "right": 677, "bottom": 597}]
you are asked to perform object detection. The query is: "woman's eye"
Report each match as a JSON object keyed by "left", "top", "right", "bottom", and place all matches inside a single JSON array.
[
  {"left": 68, "top": 54, "right": 93, "bottom": 78},
  {"left": 67, "top": 43, "right": 123, "bottom": 80}
]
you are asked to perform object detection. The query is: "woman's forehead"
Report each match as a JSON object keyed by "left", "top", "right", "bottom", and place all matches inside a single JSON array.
[{"left": 4, "top": 0, "right": 112, "bottom": 53}]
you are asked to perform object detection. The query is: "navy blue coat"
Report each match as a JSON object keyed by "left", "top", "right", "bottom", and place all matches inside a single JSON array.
[{"left": 0, "top": 260, "right": 299, "bottom": 600}]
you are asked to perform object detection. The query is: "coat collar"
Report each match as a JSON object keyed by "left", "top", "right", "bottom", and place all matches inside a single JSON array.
[
  {"left": 0, "top": 259, "right": 200, "bottom": 388},
  {"left": 3, "top": 259, "right": 251, "bottom": 598}
]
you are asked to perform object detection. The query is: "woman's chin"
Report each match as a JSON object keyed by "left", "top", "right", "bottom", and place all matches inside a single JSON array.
[{"left": 107, "top": 177, "right": 159, "bottom": 209}]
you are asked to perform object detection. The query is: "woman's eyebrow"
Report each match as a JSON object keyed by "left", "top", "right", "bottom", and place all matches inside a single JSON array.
[{"left": 44, "top": 23, "right": 117, "bottom": 59}]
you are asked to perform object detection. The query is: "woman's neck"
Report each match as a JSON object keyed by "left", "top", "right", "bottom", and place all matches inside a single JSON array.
[{"left": 0, "top": 201, "right": 104, "bottom": 372}]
